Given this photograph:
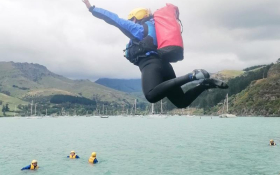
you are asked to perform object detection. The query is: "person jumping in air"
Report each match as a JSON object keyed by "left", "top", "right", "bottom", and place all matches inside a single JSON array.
[{"left": 82, "top": 0, "right": 228, "bottom": 108}]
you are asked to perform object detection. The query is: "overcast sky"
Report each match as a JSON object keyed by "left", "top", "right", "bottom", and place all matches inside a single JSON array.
[{"left": 1, "top": 0, "right": 280, "bottom": 80}]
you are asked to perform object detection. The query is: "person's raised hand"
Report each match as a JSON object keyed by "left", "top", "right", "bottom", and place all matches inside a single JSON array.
[{"left": 82, "top": 0, "right": 92, "bottom": 9}]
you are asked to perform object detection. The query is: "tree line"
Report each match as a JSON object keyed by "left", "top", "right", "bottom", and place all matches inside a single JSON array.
[{"left": 1, "top": 104, "right": 10, "bottom": 116}]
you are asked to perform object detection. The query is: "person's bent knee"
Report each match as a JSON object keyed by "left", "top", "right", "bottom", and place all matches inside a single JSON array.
[
  {"left": 145, "top": 94, "right": 159, "bottom": 104},
  {"left": 173, "top": 102, "right": 190, "bottom": 109}
]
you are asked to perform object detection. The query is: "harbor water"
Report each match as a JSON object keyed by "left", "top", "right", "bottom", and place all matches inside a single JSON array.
[{"left": 0, "top": 116, "right": 280, "bottom": 175}]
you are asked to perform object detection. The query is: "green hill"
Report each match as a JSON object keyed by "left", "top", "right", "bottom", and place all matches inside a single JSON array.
[
  {"left": 173, "top": 63, "right": 273, "bottom": 115},
  {"left": 0, "top": 93, "right": 28, "bottom": 116},
  {"left": 0, "top": 62, "right": 147, "bottom": 116},
  {"left": 211, "top": 70, "right": 244, "bottom": 81},
  {"left": 1, "top": 61, "right": 278, "bottom": 117},
  {"left": 209, "top": 63, "right": 280, "bottom": 116},
  {"left": 229, "top": 63, "right": 280, "bottom": 116}
]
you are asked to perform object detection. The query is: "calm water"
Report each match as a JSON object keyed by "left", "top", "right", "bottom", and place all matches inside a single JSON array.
[{"left": 0, "top": 116, "right": 280, "bottom": 175}]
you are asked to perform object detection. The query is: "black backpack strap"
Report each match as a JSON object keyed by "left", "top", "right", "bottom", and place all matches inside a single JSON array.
[
  {"left": 178, "top": 19, "right": 183, "bottom": 34},
  {"left": 142, "top": 23, "right": 148, "bottom": 37}
]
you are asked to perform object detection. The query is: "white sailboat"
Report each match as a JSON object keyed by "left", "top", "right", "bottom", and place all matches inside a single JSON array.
[
  {"left": 184, "top": 107, "right": 194, "bottom": 117},
  {"left": 148, "top": 100, "right": 167, "bottom": 118},
  {"left": 219, "top": 93, "right": 236, "bottom": 118},
  {"left": 26, "top": 101, "right": 42, "bottom": 119},
  {"left": 13, "top": 105, "right": 17, "bottom": 117},
  {"left": 100, "top": 104, "right": 109, "bottom": 118},
  {"left": 45, "top": 109, "right": 51, "bottom": 117},
  {"left": 152, "top": 103, "right": 159, "bottom": 115},
  {"left": 128, "top": 99, "right": 142, "bottom": 117}
]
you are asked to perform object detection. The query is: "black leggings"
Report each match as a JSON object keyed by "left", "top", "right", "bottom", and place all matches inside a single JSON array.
[{"left": 138, "top": 55, "right": 206, "bottom": 108}]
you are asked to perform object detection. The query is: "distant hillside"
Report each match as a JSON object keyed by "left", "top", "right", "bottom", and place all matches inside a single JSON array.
[
  {"left": 1, "top": 61, "right": 278, "bottom": 117},
  {"left": 96, "top": 78, "right": 142, "bottom": 93},
  {"left": 229, "top": 63, "right": 280, "bottom": 116},
  {"left": 0, "top": 62, "right": 140, "bottom": 102},
  {"left": 207, "top": 63, "right": 280, "bottom": 116},
  {"left": 0, "top": 93, "right": 28, "bottom": 116},
  {"left": 0, "top": 62, "right": 147, "bottom": 116},
  {"left": 182, "top": 65, "right": 272, "bottom": 111},
  {"left": 211, "top": 70, "right": 244, "bottom": 81}
]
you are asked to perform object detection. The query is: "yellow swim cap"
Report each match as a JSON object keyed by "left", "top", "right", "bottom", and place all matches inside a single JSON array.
[
  {"left": 128, "top": 8, "right": 150, "bottom": 20},
  {"left": 71, "top": 150, "right": 75, "bottom": 153},
  {"left": 270, "top": 139, "right": 274, "bottom": 142},
  {"left": 91, "top": 152, "right": 96, "bottom": 157},
  {"left": 31, "top": 160, "right": 37, "bottom": 163}
]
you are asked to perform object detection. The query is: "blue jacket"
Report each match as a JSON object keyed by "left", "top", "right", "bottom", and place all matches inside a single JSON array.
[
  {"left": 67, "top": 155, "right": 80, "bottom": 158},
  {"left": 90, "top": 6, "right": 145, "bottom": 41},
  {"left": 21, "top": 165, "right": 31, "bottom": 170},
  {"left": 92, "top": 158, "right": 98, "bottom": 164},
  {"left": 89, "top": 6, "right": 157, "bottom": 64}
]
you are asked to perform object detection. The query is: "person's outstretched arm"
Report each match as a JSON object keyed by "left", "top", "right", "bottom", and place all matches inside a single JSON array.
[
  {"left": 21, "top": 165, "right": 31, "bottom": 170},
  {"left": 82, "top": 0, "right": 144, "bottom": 41},
  {"left": 82, "top": 0, "right": 92, "bottom": 9}
]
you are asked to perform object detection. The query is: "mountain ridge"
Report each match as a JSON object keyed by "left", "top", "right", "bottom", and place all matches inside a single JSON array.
[
  {"left": 0, "top": 61, "right": 147, "bottom": 116},
  {"left": 95, "top": 78, "right": 142, "bottom": 93},
  {"left": 1, "top": 61, "right": 279, "bottom": 117}
]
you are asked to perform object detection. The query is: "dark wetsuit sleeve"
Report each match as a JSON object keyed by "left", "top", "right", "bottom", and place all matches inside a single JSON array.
[
  {"left": 21, "top": 165, "right": 31, "bottom": 170},
  {"left": 89, "top": 7, "right": 144, "bottom": 41},
  {"left": 76, "top": 155, "right": 80, "bottom": 158},
  {"left": 94, "top": 159, "right": 98, "bottom": 163}
]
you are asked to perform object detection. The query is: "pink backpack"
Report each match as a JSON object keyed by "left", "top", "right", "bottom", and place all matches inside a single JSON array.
[{"left": 154, "top": 4, "right": 184, "bottom": 62}]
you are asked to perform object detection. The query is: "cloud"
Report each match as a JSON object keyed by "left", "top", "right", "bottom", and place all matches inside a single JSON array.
[{"left": 0, "top": 0, "right": 279, "bottom": 80}]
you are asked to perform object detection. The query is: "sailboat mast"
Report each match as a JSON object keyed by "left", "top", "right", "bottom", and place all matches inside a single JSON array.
[
  {"left": 31, "top": 100, "right": 33, "bottom": 116},
  {"left": 35, "top": 103, "right": 37, "bottom": 116},
  {"left": 221, "top": 98, "right": 225, "bottom": 114},
  {"left": 14, "top": 105, "right": 16, "bottom": 117},
  {"left": 226, "top": 93, "right": 229, "bottom": 112},
  {"left": 134, "top": 99, "right": 137, "bottom": 114},
  {"left": 161, "top": 100, "right": 163, "bottom": 114},
  {"left": 130, "top": 105, "right": 133, "bottom": 115},
  {"left": 152, "top": 103, "right": 154, "bottom": 114}
]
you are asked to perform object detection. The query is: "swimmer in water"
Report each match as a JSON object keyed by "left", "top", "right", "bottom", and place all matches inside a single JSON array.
[
  {"left": 269, "top": 139, "right": 276, "bottom": 146},
  {"left": 88, "top": 152, "right": 98, "bottom": 164},
  {"left": 67, "top": 151, "right": 80, "bottom": 159},
  {"left": 82, "top": 0, "right": 228, "bottom": 108},
  {"left": 21, "top": 160, "right": 39, "bottom": 170}
]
